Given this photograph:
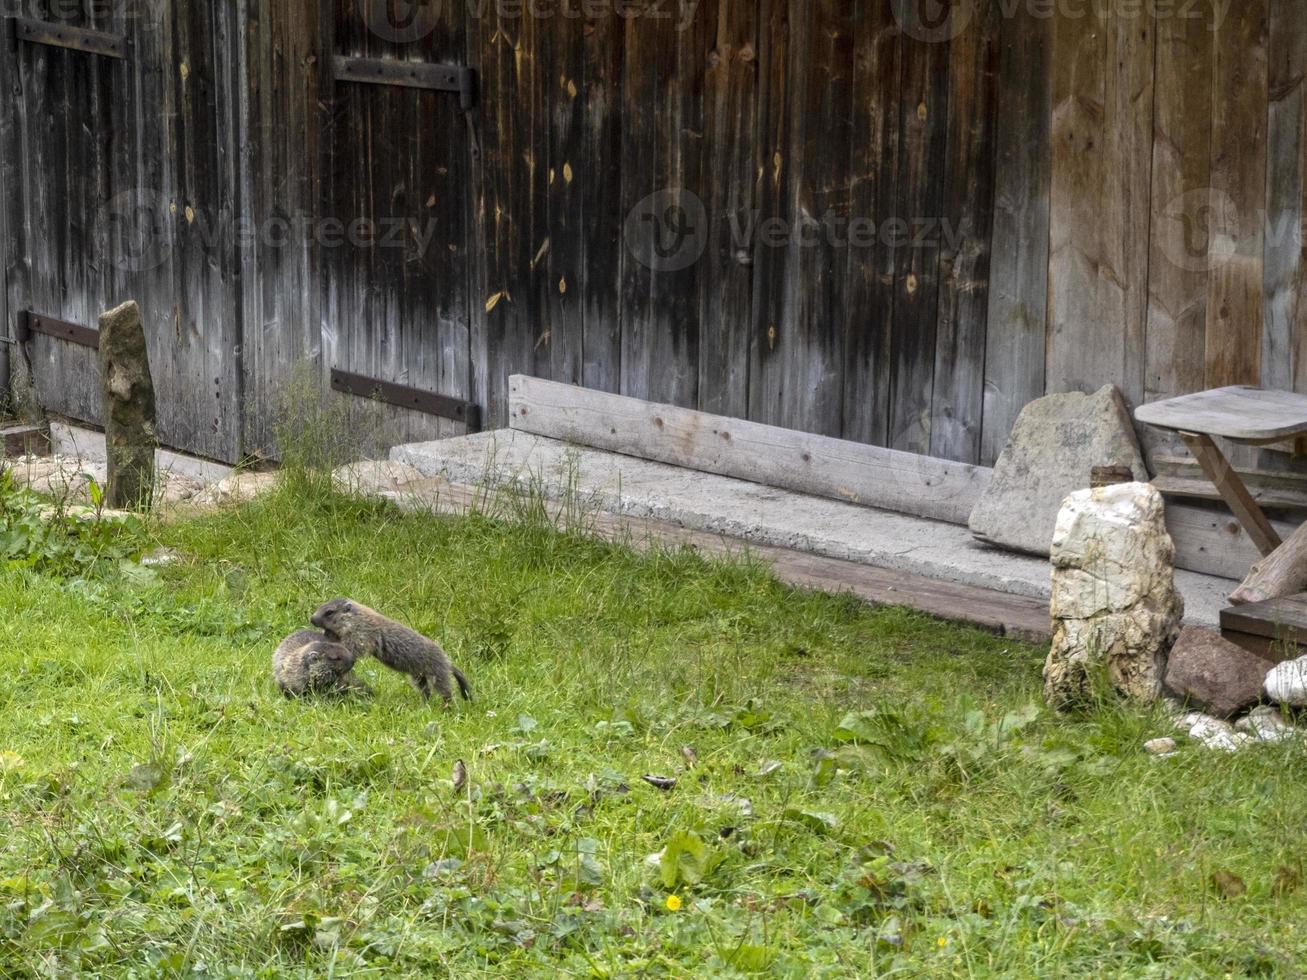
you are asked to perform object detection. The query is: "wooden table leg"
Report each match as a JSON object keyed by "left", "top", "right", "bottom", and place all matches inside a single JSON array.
[{"left": 1180, "top": 431, "right": 1284, "bottom": 557}]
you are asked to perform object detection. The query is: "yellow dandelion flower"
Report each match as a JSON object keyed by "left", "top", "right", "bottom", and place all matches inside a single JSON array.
[
  {"left": 665, "top": 895, "right": 682, "bottom": 912},
  {"left": 937, "top": 936, "right": 948, "bottom": 948}
]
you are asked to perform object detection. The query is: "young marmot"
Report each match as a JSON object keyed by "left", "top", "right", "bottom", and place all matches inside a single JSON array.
[
  {"left": 310, "top": 598, "right": 472, "bottom": 705},
  {"left": 273, "top": 629, "right": 372, "bottom": 698}
]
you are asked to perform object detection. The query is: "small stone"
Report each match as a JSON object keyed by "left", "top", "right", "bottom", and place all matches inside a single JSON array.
[
  {"left": 1265, "top": 655, "right": 1307, "bottom": 707},
  {"left": 1178, "top": 712, "right": 1244, "bottom": 752},
  {"left": 1144, "top": 737, "right": 1177, "bottom": 756},
  {"left": 141, "top": 547, "right": 182, "bottom": 567},
  {"left": 1236, "top": 705, "right": 1297, "bottom": 743},
  {"left": 969, "top": 385, "right": 1148, "bottom": 557},
  {"left": 1163, "top": 626, "right": 1269, "bottom": 718}
]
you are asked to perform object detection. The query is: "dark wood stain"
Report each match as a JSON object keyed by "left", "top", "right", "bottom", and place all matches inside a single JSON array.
[{"left": 0, "top": 1, "right": 1304, "bottom": 472}]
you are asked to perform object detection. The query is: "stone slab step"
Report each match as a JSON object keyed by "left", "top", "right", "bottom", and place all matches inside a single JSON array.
[{"left": 388, "top": 430, "right": 1235, "bottom": 628}]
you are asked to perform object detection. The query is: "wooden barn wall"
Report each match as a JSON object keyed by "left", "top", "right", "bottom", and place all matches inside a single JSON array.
[{"left": 2, "top": 1, "right": 1306, "bottom": 469}]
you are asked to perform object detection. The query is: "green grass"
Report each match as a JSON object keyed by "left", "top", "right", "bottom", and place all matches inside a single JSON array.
[{"left": 1, "top": 471, "right": 1306, "bottom": 977}]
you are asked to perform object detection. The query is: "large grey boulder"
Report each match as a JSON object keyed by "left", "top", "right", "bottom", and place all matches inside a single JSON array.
[
  {"left": 1163, "top": 626, "right": 1268, "bottom": 718},
  {"left": 1044, "top": 482, "right": 1183, "bottom": 709},
  {"left": 970, "top": 386, "right": 1148, "bottom": 556}
]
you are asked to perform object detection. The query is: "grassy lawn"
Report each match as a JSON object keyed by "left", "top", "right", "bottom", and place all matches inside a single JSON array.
[{"left": 0, "top": 469, "right": 1305, "bottom": 976}]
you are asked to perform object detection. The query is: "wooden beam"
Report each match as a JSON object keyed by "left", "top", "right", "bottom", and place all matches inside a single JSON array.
[
  {"left": 507, "top": 375, "right": 992, "bottom": 526},
  {"left": 1180, "top": 431, "right": 1283, "bottom": 556}
]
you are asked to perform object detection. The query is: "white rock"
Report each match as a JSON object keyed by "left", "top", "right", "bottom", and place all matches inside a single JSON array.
[
  {"left": 1265, "top": 656, "right": 1307, "bottom": 708},
  {"left": 1180, "top": 713, "right": 1246, "bottom": 752},
  {"left": 1144, "top": 737, "right": 1177, "bottom": 756},
  {"left": 1236, "top": 705, "right": 1298, "bottom": 743},
  {"left": 1044, "top": 483, "right": 1184, "bottom": 708}
]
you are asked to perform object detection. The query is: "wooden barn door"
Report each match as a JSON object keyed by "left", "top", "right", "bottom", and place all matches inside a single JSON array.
[
  {"left": 322, "top": 0, "right": 476, "bottom": 447},
  {"left": 1, "top": 3, "right": 134, "bottom": 429},
  {"left": 0, "top": 0, "right": 245, "bottom": 462}
]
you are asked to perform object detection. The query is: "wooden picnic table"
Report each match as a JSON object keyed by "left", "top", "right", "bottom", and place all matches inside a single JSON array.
[{"left": 1135, "top": 385, "right": 1307, "bottom": 558}]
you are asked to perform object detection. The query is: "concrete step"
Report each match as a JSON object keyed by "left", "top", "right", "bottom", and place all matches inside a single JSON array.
[{"left": 390, "top": 430, "right": 1235, "bottom": 628}]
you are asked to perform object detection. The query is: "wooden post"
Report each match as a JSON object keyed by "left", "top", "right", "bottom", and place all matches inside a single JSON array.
[
  {"left": 1090, "top": 464, "right": 1134, "bottom": 488},
  {"left": 98, "top": 300, "right": 157, "bottom": 509}
]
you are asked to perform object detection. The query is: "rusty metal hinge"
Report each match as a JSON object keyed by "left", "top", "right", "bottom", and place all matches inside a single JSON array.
[
  {"left": 332, "top": 55, "right": 477, "bottom": 111},
  {"left": 6, "top": 17, "right": 127, "bottom": 59},
  {"left": 330, "top": 369, "right": 479, "bottom": 429}
]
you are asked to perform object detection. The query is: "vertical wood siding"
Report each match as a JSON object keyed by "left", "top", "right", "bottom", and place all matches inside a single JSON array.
[{"left": 1, "top": 1, "right": 1306, "bottom": 469}]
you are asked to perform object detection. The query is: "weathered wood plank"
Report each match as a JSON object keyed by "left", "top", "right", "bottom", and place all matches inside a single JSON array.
[
  {"left": 1265, "top": 0, "right": 1307, "bottom": 395},
  {"left": 697, "top": 0, "right": 758, "bottom": 420},
  {"left": 1165, "top": 500, "right": 1299, "bottom": 580},
  {"left": 747, "top": 0, "right": 793, "bottom": 430},
  {"left": 841, "top": 0, "right": 900, "bottom": 446},
  {"left": 467, "top": 3, "right": 546, "bottom": 430},
  {"left": 237, "top": 0, "right": 324, "bottom": 457},
  {"left": 980, "top": 4, "right": 1050, "bottom": 466},
  {"left": 1205, "top": 0, "right": 1267, "bottom": 389},
  {"left": 778, "top": 0, "right": 854, "bottom": 436},
  {"left": 1144, "top": 1, "right": 1213, "bottom": 458},
  {"left": 507, "top": 374, "right": 992, "bottom": 525},
  {"left": 578, "top": 11, "right": 624, "bottom": 396},
  {"left": 1135, "top": 385, "right": 1307, "bottom": 442},
  {"left": 541, "top": 14, "right": 586, "bottom": 389},
  {"left": 164, "top": 0, "right": 243, "bottom": 460},
  {"left": 887, "top": 27, "right": 950, "bottom": 455},
  {"left": 1047, "top": 3, "right": 1154, "bottom": 409},
  {"left": 931, "top": 3, "right": 999, "bottom": 464},
  {"left": 618, "top": 1, "right": 706, "bottom": 408},
  {"left": 0, "top": 3, "right": 18, "bottom": 405}
]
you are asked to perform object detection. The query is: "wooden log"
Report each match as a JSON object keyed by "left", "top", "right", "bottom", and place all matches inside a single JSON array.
[
  {"left": 1230, "top": 519, "right": 1307, "bottom": 605},
  {"left": 507, "top": 375, "right": 992, "bottom": 526},
  {"left": 98, "top": 301, "right": 157, "bottom": 510}
]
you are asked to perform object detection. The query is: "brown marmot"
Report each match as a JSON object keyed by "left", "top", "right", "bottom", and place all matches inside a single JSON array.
[
  {"left": 272, "top": 629, "right": 371, "bottom": 698},
  {"left": 310, "top": 598, "right": 472, "bottom": 705}
]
